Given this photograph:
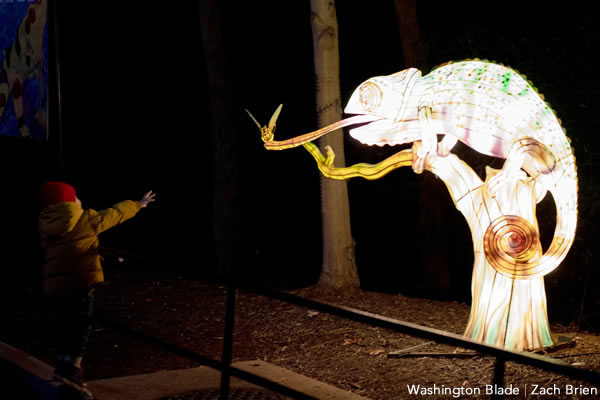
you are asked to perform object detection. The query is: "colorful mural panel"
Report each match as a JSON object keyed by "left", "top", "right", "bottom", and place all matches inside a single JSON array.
[{"left": 0, "top": 0, "right": 48, "bottom": 140}]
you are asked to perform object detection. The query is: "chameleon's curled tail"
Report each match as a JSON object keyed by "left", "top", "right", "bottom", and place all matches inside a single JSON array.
[{"left": 485, "top": 151, "right": 578, "bottom": 279}]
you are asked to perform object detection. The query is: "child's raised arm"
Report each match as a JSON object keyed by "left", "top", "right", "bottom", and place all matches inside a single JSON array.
[{"left": 91, "top": 191, "right": 156, "bottom": 233}]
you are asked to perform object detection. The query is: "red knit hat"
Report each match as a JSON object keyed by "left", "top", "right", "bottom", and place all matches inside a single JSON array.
[{"left": 40, "top": 181, "right": 77, "bottom": 207}]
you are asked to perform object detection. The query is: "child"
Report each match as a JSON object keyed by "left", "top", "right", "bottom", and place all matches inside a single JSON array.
[{"left": 38, "top": 181, "right": 156, "bottom": 386}]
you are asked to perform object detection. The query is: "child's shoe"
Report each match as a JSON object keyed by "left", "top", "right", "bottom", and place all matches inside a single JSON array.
[
  {"left": 52, "top": 360, "right": 85, "bottom": 386},
  {"left": 53, "top": 361, "right": 95, "bottom": 399}
]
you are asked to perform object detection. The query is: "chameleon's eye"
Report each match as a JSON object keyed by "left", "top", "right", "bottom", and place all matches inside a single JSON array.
[{"left": 358, "top": 82, "right": 382, "bottom": 111}]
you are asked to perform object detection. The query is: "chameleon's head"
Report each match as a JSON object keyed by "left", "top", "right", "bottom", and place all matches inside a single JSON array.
[
  {"left": 344, "top": 68, "right": 421, "bottom": 145},
  {"left": 345, "top": 68, "right": 421, "bottom": 120}
]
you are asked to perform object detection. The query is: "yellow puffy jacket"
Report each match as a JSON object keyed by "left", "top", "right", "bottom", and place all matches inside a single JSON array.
[{"left": 39, "top": 200, "right": 142, "bottom": 296}]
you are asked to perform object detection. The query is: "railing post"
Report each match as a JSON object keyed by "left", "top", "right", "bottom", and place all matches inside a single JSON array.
[
  {"left": 492, "top": 356, "right": 505, "bottom": 400},
  {"left": 220, "top": 286, "right": 237, "bottom": 399}
]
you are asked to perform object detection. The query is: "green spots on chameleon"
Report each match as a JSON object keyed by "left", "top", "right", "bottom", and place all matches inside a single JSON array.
[
  {"left": 501, "top": 72, "right": 512, "bottom": 92},
  {"left": 518, "top": 87, "right": 529, "bottom": 97},
  {"left": 542, "top": 106, "right": 553, "bottom": 116},
  {"left": 471, "top": 68, "right": 485, "bottom": 82}
]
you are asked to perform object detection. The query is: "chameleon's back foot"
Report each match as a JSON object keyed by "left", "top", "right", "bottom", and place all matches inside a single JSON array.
[
  {"left": 437, "top": 134, "right": 459, "bottom": 157},
  {"left": 486, "top": 171, "right": 507, "bottom": 197}
]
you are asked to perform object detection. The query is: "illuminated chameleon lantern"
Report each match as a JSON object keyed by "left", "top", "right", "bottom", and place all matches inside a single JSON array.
[{"left": 249, "top": 60, "right": 578, "bottom": 351}]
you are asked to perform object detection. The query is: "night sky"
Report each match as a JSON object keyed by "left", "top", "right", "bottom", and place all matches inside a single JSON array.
[{"left": 3, "top": 1, "right": 600, "bottom": 325}]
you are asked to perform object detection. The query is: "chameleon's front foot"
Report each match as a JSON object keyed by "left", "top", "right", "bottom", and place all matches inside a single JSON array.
[
  {"left": 414, "top": 104, "right": 437, "bottom": 174},
  {"left": 411, "top": 141, "right": 424, "bottom": 173},
  {"left": 412, "top": 146, "right": 425, "bottom": 174},
  {"left": 412, "top": 140, "right": 437, "bottom": 174}
]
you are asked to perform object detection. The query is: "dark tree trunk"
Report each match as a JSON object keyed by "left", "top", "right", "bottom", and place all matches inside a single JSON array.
[
  {"left": 393, "top": 0, "right": 425, "bottom": 69},
  {"left": 393, "top": 0, "right": 451, "bottom": 296},
  {"left": 198, "top": 0, "right": 241, "bottom": 281}
]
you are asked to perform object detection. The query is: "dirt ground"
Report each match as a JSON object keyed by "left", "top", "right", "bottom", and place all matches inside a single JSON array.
[{"left": 4, "top": 266, "right": 600, "bottom": 400}]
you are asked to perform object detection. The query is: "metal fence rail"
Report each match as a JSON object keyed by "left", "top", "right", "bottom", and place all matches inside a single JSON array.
[
  {"left": 244, "top": 286, "right": 600, "bottom": 384},
  {"left": 97, "top": 284, "right": 600, "bottom": 399}
]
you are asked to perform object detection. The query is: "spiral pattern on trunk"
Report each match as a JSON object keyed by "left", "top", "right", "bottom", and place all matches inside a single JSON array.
[{"left": 484, "top": 215, "right": 542, "bottom": 278}]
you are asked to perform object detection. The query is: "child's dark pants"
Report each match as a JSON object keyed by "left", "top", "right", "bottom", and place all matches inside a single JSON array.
[{"left": 52, "top": 288, "right": 95, "bottom": 361}]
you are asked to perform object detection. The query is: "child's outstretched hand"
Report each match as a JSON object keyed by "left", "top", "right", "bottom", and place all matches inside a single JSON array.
[{"left": 140, "top": 190, "right": 156, "bottom": 208}]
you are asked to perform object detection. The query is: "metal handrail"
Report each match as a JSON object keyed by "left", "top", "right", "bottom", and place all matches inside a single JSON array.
[{"left": 243, "top": 286, "right": 600, "bottom": 384}]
